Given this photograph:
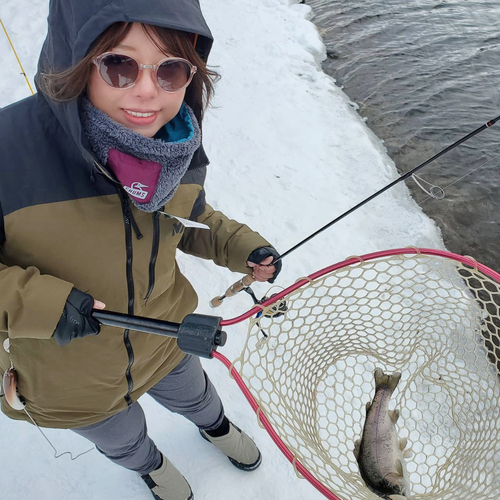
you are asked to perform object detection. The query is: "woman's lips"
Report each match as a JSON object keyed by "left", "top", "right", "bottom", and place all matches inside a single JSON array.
[{"left": 122, "top": 108, "right": 158, "bottom": 125}]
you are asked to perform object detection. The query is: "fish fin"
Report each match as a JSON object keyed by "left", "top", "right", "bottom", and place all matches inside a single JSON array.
[
  {"left": 353, "top": 439, "right": 361, "bottom": 460},
  {"left": 374, "top": 368, "right": 401, "bottom": 392},
  {"left": 399, "top": 437, "right": 408, "bottom": 450},
  {"left": 403, "top": 449, "right": 414, "bottom": 459},
  {"left": 388, "top": 495, "right": 408, "bottom": 500},
  {"left": 366, "top": 401, "right": 372, "bottom": 413},
  {"left": 395, "top": 459, "right": 404, "bottom": 476},
  {"left": 373, "top": 368, "right": 386, "bottom": 388},
  {"left": 389, "top": 409, "right": 400, "bottom": 423}
]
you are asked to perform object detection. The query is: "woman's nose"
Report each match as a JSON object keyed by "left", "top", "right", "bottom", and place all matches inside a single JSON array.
[{"left": 131, "top": 68, "right": 159, "bottom": 98}]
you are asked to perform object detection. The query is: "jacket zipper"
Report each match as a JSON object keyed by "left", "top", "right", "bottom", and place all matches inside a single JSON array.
[
  {"left": 144, "top": 211, "right": 161, "bottom": 301},
  {"left": 117, "top": 188, "right": 137, "bottom": 406}
]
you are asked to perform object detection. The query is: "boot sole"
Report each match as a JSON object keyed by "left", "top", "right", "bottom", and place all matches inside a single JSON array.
[{"left": 151, "top": 493, "right": 193, "bottom": 500}]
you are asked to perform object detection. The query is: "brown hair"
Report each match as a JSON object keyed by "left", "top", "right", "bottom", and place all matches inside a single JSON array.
[{"left": 37, "top": 23, "right": 219, "bottom": 117}]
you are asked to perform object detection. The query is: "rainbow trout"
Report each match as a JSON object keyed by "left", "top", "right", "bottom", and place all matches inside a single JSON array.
[{"left": 354, "top": 369, "right": 412, "bottom": 500}]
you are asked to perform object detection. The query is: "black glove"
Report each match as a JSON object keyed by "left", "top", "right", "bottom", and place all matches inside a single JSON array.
[
  {"left": 247, "top": 246, "right": 282, "bottom": 284},
  {"left": 53, "top": 288, "right": 101, "bottom": 346}
]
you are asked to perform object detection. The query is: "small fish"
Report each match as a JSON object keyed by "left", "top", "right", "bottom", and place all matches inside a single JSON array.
[
  {"left": 2, "top": 367, "right": 25, "bottom": 410},
  {"left": 354, "top": 369, "right": 412, "bottom": 500}
]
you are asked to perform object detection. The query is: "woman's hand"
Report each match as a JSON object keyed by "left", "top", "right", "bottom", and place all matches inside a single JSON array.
[
  {"left": 52, "top": 289, "right": 105, "bottom": 346},
  {"left": 247, "top": 255, "right": 276, "bottom": 282},
  {"left": 246, "top": 246, "right": 282, "bottom": 283}
]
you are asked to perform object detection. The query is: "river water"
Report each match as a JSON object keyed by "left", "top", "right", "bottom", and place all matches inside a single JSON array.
[{"left": 307, "top": 0, "right": 500, "bottom": 270}]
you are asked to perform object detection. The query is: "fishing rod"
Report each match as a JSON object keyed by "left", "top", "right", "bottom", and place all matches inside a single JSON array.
[
  {"left": 210, "top": 114, "right": 500, "bottom": 307},
  {"left": 0, "top": 18, "right": 34, "bottom": 95}
]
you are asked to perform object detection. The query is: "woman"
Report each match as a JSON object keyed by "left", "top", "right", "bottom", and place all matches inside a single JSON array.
[{"left": 0, "top": 1, "right": 281, "bottom": 499}]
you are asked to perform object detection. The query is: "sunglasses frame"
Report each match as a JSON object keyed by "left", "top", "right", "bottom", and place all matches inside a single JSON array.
[{"left": 93, "top": 52, "right": 197, "bottom": 93}]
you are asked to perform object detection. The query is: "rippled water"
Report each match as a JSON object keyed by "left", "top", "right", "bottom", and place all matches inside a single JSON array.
[{"left": 308, "top": 0, "right": 500, "bottom": 270}]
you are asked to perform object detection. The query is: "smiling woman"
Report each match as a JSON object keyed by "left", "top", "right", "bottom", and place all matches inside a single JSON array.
[{"left": 87, "top": 25, "right": 194, "bottom": 137}]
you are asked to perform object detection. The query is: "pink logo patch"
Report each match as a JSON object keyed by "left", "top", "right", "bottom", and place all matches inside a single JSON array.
[{"left": 107, "top": 149, "right": 162, "bottom": 204}]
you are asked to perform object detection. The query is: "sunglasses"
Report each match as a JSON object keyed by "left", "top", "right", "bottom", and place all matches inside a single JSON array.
[{"left": 93, "top": 52, "right": 197, "bottom": 92}]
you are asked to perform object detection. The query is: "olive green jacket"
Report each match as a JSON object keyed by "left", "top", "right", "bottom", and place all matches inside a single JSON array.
[{"left": 0, "top": 182, "right": 268, "bottom": 428}]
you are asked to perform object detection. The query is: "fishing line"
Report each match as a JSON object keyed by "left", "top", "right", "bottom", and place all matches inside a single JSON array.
[
  {"left": 412, "top": 174, "right": 445, "bottom": 200},
  {"left": 24, "top": 409, "right": 95, "bottom": 461},
  {"left": 417, "top": 152, "right": 500, "bottom": 206}
]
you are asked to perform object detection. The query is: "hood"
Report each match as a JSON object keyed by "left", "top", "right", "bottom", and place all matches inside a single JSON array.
[{"left": 35, "top": 0, "right": 213, "bottom": 166}]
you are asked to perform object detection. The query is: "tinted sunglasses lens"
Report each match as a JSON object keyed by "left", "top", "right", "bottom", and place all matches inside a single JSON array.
[
  {"left": 99, "top": 54, "right": 138, "bottom": 88},
  {"left": 157, "top": 60, "right": 192, "bottom": 91}
]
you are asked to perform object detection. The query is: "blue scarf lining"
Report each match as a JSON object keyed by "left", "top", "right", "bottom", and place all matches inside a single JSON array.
[{"left": 154, "top": 103, "right": 195, "bottom": 143}]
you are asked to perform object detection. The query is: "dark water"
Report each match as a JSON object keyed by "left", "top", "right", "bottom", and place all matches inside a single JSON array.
[{"left": 307, "top": 0, "right": 500, "bottom": 270}]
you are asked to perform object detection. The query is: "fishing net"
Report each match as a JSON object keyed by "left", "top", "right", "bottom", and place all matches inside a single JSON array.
[{"left": 229, "top": 249, "right": 500, "bottom": 500}]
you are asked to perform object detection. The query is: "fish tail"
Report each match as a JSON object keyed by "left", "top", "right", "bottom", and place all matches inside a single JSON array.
[{"left": 374, "top": 368, "right": 401, "bottom": 393}]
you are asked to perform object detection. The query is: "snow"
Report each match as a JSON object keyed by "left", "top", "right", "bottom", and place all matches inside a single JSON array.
[{"left": 0, "top": 0, "right": 445, "bottom": 499}]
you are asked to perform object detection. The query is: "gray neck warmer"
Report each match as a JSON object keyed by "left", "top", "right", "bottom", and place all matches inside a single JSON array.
[{"left": 81, "top": 96, "right": 201, "bottom": 212}]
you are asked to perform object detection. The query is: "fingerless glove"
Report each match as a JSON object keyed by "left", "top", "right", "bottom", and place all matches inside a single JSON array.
[
  {"left": 53, "top": 288, "right": 101, "bottom": 346},
  {"left": 247, "top": 246, "right": 282, "bottom": 283}
]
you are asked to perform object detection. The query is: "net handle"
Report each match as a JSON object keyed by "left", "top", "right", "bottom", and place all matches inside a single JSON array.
[{"left": 220, "top": 247, "right": 500, "bottom": 327}]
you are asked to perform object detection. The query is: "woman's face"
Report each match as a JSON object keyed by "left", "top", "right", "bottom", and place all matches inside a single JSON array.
[{"left": 87, "top": 23, "right": 186, "bottom": 138}]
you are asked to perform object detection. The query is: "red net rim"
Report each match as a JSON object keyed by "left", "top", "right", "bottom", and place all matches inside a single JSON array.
[{"left": 221, "top": 247, "right": 500, "bottom": 327}]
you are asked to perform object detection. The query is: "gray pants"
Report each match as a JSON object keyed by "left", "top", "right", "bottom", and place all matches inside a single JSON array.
[{"left": 72, "top": 355, "right": 224, "bottom": 475}]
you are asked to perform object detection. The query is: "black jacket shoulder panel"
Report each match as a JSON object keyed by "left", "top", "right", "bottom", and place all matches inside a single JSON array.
[
  {"left": 181, "top": 165, "right": 207, "bottom": 186},
  {"left": 189, "top": 188, "right": 206, "bottom": 221},
  {"left": 0, "top": 94, "right": 116, "bottom": 218}
]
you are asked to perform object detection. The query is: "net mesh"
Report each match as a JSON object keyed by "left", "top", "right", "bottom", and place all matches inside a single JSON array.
[{"left": 233, "top": 253, "right": 500, "bottom": 500}]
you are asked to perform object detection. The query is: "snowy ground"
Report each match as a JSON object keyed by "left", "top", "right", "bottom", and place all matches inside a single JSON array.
[{"left": 0, "top": 0, "right": 445, "bottom": 499}]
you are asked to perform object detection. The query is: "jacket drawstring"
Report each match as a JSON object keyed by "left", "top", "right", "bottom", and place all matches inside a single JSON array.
[
  {"left": 128, "top": 205, "right": 143, "bottom": 240},
  {"left": 119, "top": 189, "right": 143, "bottom": 240}
]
